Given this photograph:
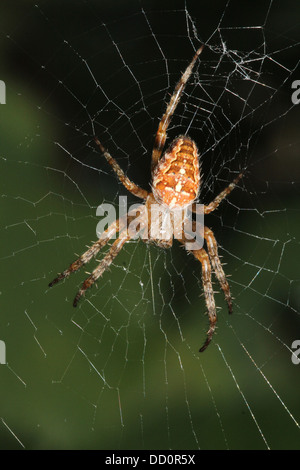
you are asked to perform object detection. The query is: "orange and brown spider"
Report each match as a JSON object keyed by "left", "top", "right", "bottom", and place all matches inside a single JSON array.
[{"left": 49, "top": 45, "right": 243, "bottom": 352}]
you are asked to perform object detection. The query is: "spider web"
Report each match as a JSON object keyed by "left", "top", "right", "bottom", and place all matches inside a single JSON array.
[{"left": 0, "top": 0, "right": 300, "bottom": 450}]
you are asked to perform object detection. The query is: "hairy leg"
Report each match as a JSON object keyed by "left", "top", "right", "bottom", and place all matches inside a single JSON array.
[
  {"left": 191, "top": 172, "right": 243, "bottom": 216},
  {"left": 94, "top": 136, "right": 148, "bottom": 199},
  {"left": 49, "top": 216, "right": 127, "bottom": 287},
  {"left": 73, "top": 230, "right": 132, "bottom": 307},
  {"left": 204, "top": 226, "right": 232, "bottom": 313},
  {"left": 188, "top": 246, "right": 217, "bottom": 352},
  {"left": 203, "top": 172, "right": 243, "bottom": 215},
  {"left": 151, "top": 45, "right": 204, "bottom": 170}
]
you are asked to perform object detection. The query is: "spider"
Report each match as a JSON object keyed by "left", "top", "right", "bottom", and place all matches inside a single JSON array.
[{"left": 49, "top": 45, "right": 243, "bottom": 352}]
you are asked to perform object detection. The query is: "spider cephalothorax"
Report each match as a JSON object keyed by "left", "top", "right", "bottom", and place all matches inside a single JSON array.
[{"left": 49, "top": 45, "right": 243, "bottom": 352}]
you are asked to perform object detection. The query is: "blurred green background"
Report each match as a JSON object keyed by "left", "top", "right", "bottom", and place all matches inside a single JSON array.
[{"left": 0, "top": 0, "right": 300, "bottom": 449}]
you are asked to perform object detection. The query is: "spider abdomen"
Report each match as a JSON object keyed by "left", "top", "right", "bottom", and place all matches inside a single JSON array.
[{"left": 152, "top": 135, "right": 200, "bottom": 209}]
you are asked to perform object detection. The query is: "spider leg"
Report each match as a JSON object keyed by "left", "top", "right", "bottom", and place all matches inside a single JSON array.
[
  {"left": 49, "top": 216, "right": 126, "bottom": 287},
  {"left": 204, "top": 226, "right": 233, "bottom": 314},
  {"left": 202, "top": 172, "right": 243, "bottom": 215},
  {"left": 73, "top": 229, "right": 132, "bottom": 307},
  {"left": 151, "top": 45, "right": 204, "bottom": 170},
  {"left": 94, "top": 136, "right": 148, "bottom": 199},
  {"left": 190, "top": 247, "right": 217, "bottom": 352},
  {"left": 192, "top": 172, "right": 243, "bottom": 216},
  {"left": 179, "top": 231, "right": 217, "bottom": 352}
]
